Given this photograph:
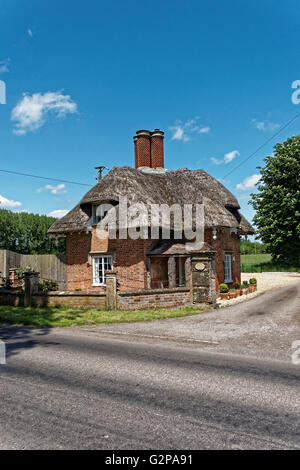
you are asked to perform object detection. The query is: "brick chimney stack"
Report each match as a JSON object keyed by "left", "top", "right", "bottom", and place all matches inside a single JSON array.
[{"left": 134, "top": 129, "right": 164, "bottom": 169}]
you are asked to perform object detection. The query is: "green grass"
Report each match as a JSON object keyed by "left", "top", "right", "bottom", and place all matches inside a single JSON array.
[
  {"left": 241, "top": 253, "right": 272, "bottom": 265},
  {"left": 0, "top": 304, "right": 209, "bottom": 328},
  {"left": 241, "top": 253, "right": 300, "bottom": 273}
]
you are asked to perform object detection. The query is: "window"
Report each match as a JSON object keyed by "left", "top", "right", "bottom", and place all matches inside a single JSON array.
[
  {"left": 92, "top": 255, "right": 113, "bottom": 286},
  {"left": 224, "top": 253, "right": 232, "bottom": 283}
]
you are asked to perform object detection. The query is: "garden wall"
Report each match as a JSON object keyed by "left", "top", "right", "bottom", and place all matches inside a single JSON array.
[
  {"left": 0, "top": 287, "right": 191, "bottom": 310},
  {"left": 117, "top": 287, "right": 191, "bottom": 310}
]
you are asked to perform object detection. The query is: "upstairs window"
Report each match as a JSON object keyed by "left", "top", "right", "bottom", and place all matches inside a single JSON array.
[
  {"left": 224, "top": 253, "right": 233, "bottom": 283},
  {"left": 92, "top": 255, "right": 113, "bottom": 286}
]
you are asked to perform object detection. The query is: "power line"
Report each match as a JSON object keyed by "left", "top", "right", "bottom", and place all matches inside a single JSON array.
[
  {"left": 0, "top": 168, "right": 92, "bottom": 187},
  {"left": 224, "top": 111, "right": 300, "bottom": 178}
]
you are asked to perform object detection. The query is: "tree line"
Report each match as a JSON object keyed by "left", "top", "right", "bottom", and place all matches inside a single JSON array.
[{"left": 0, "top": 209, "right": 65, "bottom": 254}]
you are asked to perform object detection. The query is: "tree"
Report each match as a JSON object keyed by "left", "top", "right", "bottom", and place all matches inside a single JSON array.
[
  {"left": 0, "top": 209, "right": 65, "bottom": 254},
  {"left": 250, "top": 135, "right": 300, "bottom": 265}
]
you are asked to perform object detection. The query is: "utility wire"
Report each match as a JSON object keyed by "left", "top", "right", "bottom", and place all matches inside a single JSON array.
[
  {"left": 0, "top": 168, "right": 92, "bottom": 187},
  {"left": 224, "top": 111, "right": 300, "bottom": 178}
]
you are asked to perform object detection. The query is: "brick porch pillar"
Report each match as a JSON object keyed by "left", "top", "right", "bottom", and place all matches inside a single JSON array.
[{"left": 105, "top": 270, "right": 117, "bottom": 309}]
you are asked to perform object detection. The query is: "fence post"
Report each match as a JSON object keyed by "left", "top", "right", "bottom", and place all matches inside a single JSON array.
[
  {"left": 24, "top": 272, "right": 39, "bottom": 307},
  {"left": 105, "top": 270, "right": 117, "bottom": 309}
]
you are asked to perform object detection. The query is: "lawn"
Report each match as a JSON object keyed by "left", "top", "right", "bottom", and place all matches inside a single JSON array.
[
  {"left": 0, "top": 304, "right": 209, "bottom": 328},
  {"left": 241, "top": 254, "right": 300, "bottom": 273},
  {"left": 241, "top": 254, "right": 272, "bottom": 265}
]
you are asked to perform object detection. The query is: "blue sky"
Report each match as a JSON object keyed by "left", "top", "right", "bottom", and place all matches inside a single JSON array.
[{"left": 1, "top": 0, "right": 300, "bottom": 225}]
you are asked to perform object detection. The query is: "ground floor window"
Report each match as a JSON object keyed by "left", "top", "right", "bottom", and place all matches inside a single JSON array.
[
  {"left": 224, "top": 253, "right": 233, "bottom": 283},
  {"left": 92, "top": 255, "right": 113, "bottom": 286}
]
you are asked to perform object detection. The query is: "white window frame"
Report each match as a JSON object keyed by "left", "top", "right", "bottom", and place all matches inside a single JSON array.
[
  {"left": 92, "top": 255, "right": 113, "bottom": 286},
  {"left": 224, "top": 253, "right": 233, "bottom": 283}
]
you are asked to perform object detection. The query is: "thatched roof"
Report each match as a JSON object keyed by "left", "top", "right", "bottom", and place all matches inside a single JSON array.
[{"left": 49, "top": 166, "right": 254, "bottom": 234}]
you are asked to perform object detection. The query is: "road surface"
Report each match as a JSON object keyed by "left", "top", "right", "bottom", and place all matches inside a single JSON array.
[{"left": 0, "top": 283, "right": 300, "bottom": 449}]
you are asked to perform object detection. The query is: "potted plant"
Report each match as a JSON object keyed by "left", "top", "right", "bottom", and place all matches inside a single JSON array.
[
  {"left": 249, "top": 278, "right": 257, "bottom": 292},
  {"left": 228, "top": 288, "right": 237, "bottom": 299},
  {"left": 233, "top": 282, "right": 242, "bottom": 296},
  {"left": 219, "top": 283, "right": 229, "bottom": 300},
  {"left": 242, "top": 280, "right": 249, "bottom": 294}
]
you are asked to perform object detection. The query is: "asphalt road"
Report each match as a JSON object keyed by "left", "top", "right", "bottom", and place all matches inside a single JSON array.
[{"left": 0, "top": 285, "right": 300, "bottom": 449}]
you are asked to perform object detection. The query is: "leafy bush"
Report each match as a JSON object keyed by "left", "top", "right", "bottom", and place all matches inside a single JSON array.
[
  {"left": 249, "top": 278, "right": 257, "bottom": 285},
  {"left": 15, "top": 266, "right": 34, "bottom": 280},
  {"left": 38, "top": 280, "right": 59, "bottom": 292},
  {"left": 242, "top": 280, "right": 249, "bottom": 288},
  {"left": 219, "top": 283, "right": 229, "bottom": 293},
  {"left": 233, "top": 282, "right": 240, "bottom": 289}
]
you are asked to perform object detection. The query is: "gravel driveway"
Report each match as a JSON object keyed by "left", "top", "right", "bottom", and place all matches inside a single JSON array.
[{"left": 82, "top": 280, "right": 300, "bottom": 362}]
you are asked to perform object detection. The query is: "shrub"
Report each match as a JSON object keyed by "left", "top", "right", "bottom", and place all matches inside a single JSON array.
[
  {"left": 242, "top": 280, "right": 249, "bottom": 288},
  {"left": 219, "top": 283, "right": 229, "bottom": 293},
  {"left": 15, "top": 266, "right": 34, "bottom": 280},
  {"left": 38, "top": 279, "right": 59, "bottom": 292},
  {"left": 249, "top": 278, "right": 257, "bottom": 285},
  {"left": 233, "top": 282, "right": 240, "bottom": 289}
]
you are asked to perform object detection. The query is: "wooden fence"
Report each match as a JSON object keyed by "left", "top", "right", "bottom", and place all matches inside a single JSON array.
[{"left": 0, "top": 250, "right": 66, "bottom": 290}]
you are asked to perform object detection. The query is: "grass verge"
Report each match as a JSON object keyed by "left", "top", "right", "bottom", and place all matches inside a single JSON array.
[
  {"left": 0, "top": 304, "right": 209, "bottom": 328},
  {"left": 241, "top": 254, "right": 300, "bottom": 273}
]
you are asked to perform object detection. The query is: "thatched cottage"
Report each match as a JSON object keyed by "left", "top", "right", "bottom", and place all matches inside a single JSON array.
[{"left": 49, "top": 129, "right": 254, "bottom": 296}]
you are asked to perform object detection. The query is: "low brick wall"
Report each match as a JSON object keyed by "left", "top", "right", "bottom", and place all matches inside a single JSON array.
[
  {"left": 0, "top": 290, "right": 24, "bottom": 307},
  {"left": 33, "top": 291, "right": 106, "bottom": 308},
  {"left": 0, "top": 287, "right": 191, "bottom": 310},
  {"left": 117, "top": 287, "right": 191, "bottom": 310},
  {"left": 0, "top": 290, "right": 106, "bottom": 309}
]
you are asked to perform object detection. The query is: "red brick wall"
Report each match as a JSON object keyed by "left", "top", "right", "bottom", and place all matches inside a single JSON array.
[
  {"left": 205, "top": 228, "right": 241, "bottom": 290},
  {"left": 65, "top": 227, "right": 241, "bottom": 292},
  {"left": 66, "top": 229, "right": 154, "bottom": 291},
  {"left": 117, "top": 287, "right": 190, "bottom": 310}
]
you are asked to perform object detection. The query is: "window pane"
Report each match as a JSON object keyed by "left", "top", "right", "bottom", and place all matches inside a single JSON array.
[{"left": 93, "top": 256, "right": 113, "bottom": 285}]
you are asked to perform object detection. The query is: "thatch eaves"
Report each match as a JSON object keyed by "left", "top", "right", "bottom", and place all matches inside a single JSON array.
[{"left": 48, "top": 166, "right": 254, "bottom": 234}]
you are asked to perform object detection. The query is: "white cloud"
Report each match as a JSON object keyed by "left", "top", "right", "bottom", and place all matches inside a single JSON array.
[
  {"left": 252, "top": 119, "right": 280, "bottom": 132},
  {"left": 48, "top": 209, "right": 69, "bottom": 218},
  {"left": 211, "top": 150, "right": 239, "bottom": 165},
  {"left": 169, "top": 118, "right": 210, "bottom": 142},
  {"left": 0, "top": 58, "right": 10, "bottom": 74},
  {"left": 198, "top": 126, "right": 210, "bottom": 134},
  {"left": 224, "top": 150, "right": 239, "bottom": 163},
  {"left": 37, "top": 183, "right": 67, "bottom": 195},
  {"left": 236, "top": 174, "right": 261, "bottom": 191},
  {"left": 0, "top": 194, "right": 22, "bottom": 208},
  {"left": 11, "top": 91, "right": 77, "bottom": 135},
  {"left": 27, "top": 29, "right": 33, "bottom": 37}
]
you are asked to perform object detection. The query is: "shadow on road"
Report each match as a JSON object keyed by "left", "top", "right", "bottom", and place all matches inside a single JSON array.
[{"left": 0, "top": 325, "right": 56, "bottom": 358}]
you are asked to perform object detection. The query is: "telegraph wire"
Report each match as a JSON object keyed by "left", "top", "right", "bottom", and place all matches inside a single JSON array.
[
  {"left": 0, "top": 168, "right": 92, "bottom": 187},
  {"left": 224, "top": 111, "right": 300, "bottom": 178}
]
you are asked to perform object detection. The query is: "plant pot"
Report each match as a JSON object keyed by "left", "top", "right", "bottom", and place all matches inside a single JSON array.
[
  {"left": 220, "top": 293, "right": 228, "bottom": 300},
  {"left": 229, "top": 291, "right": 236, "bottom": 299},
  {"left": 242, "top": 288, "right": 248, "bottom": 295},
  {"left": 236, "top": 289, "right": 242, "bottom": 296}
]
